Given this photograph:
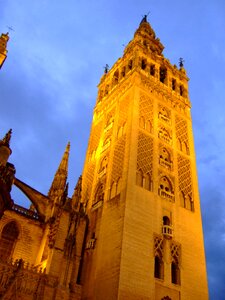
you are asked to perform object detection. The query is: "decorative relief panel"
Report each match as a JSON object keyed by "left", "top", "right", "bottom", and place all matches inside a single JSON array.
[
  {"left": 170, "top": 241, "right": 181, "bottom": 264},
  {"left": 159, "top": 144, "right": 173, "bottom": 171},
  {"left": 139, "top": 93, "right": 154, "bottom": 133},
  {"left": 158, "top": 125, "right": 172, "bottom": 145},
  {"left": 111, "top": 137, "right": 126, "bottom": 183},
  {"left": 158, "top": 104, "right": 171, "bottom": 125},
  {"left": 177, "top": 154, "right": 194, "bottom": 211},
  {"left": 136, "top": 131, "right": 153, "bottom": 190},
  {"left": 158, "top": 172, "right": 175, "bottom": 202},
  {"left": 118, "top": 97, "right": 129, "bottom": 126},
  {"left": 175, "top": 115, "right": 190, "bottom": 155},
  {"left": 83, "top": 163, "right": 95, "bottom": 203},
  {"left": 88, "top": 121, "right": 103, "bottom": 156},
  {"left": 109, "top": 137, "right": 126, "bottom": 199},
  {"left": 154, "top": 235, "right": 164, "bottom": 257}
]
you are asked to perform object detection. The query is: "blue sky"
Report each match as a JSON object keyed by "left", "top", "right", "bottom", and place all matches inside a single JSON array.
[{"left": 0, "top": 1, "right": 225, "bottom": 298}]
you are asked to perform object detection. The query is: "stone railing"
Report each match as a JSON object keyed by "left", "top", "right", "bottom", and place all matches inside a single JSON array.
[
  {"left": 0, "top": 259, "right": 59, "bottom": 300},
  {"left": 162, "top": 225, "right": 173, "bottom": 239},
  {"left": 11, "top": 204, "right": 39, "bottom": 220},
  {"left": 159, "top": 157, "right": 173, "bottom": 170},
  {"left": 158, "top": 189, "right": 174, "bottom": 202}
]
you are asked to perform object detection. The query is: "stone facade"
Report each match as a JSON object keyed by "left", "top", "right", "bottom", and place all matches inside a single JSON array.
[{"left": 0, "top": 17, "right": 208, "bottom": 299}]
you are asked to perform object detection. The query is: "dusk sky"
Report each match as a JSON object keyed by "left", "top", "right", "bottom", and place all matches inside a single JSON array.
[{"left": 0, "top": 1, "right": 225, "bottom": 298}]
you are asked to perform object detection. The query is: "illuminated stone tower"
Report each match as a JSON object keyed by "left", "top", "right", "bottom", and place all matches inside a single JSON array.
[{"left": 81, "top": 17, "right": 208, "bottom": 300}]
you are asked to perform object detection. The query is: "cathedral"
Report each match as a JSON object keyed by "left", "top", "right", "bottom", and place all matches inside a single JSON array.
[{"left": 0, "top": 17, "right": 208, "bottom": 299}]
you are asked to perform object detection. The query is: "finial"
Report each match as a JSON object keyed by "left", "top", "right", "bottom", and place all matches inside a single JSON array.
[
  {"left": 104, "top": 64, "right": 109, "bottom": 74},
  {"left": 7, "top": 26, "right": 14, "bottom": 33},
  {"left": 66, "top": 141, "right": 70, "bottom": 152},
  {"left": 179, "top": 58, "right": 184, "bottom": 68},
  {"left": 1, "top": 129, "right": 12, "bottom": 147},
  {"left": 140, "top": 12, "right": 150, "bottom": 24}
]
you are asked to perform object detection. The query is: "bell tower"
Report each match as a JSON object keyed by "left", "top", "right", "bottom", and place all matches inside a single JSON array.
[{"left": 81, "top": 17, "right": 208, "bottom": 300}]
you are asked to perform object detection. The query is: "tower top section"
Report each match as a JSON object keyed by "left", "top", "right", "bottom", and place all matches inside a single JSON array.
[
  {"left": 133, "top": 15, "right": 164, "bottom": 55},
  {"left": 96, "top": 17, "right": 190, "bottom": 110},
  {"left": 0, "top": 32, "right": 9, "bottom": 69}
]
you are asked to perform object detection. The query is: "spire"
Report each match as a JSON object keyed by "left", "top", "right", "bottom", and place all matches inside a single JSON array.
[
  {"left": 71, "top": 175, "right": 82, "bottom": 209},
  {"left": 0, "top": 129, "right": 12, "bottom": 165},
  {"left": 48, "top": 142, "right": 70, "bottom": 201},
  {"left": 1, "top": 129, "right": 12, "bottom": 147},
  {"left": 0, "top": 32, "right": 9, "bottom": 69},
  {"left": 133, "top": 15, "right": 164, "bottom": 55}
]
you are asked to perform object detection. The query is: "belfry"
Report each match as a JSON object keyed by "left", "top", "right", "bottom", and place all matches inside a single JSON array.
[
  {"left": 81, "top": 16, "right": 208, "bottom": 299},
  {"left": 0, "top": 17, "right": 208, "bottom": 300}
]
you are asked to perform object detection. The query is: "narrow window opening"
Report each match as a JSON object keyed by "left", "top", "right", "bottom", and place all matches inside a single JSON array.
[
  {"left": 171, "top": 261, "right": 180, "bottom": 284},
  {"left": 141, "top": 59, "right": 147, "bottom": 70},
  {"left": 160, "top": 67, "right": 167, "bottom": 83},
  {"left": 172, "top": 79, "right": 176, "bottom": 90},
  {"left": 121, "top": 66, "right": 126, "bottom": 77},
  {"left": 128, "top": 60, "right": 133, "bottom": 70},
  {"left": 150, "top": 64, "right": 155, "bottom": 76},
  {"left": 154, "top": 256, "right": 163, "bottom": 279},
  {"left": 180, "top": 85, "right": 184, "bottom": 96}
]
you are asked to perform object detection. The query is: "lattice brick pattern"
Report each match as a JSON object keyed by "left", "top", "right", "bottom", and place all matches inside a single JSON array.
[
  {"left": 175, "top": 115, "right": 189, "bottom": 146},
  {"left": 88, "top": 120, "right": 103, "bottom": 154},
  {"left": 118, "top": 97, "right": 130, "bottom": 126},
  {"left": 83, "top": 163, "right": 95, "bottom": 202},
  {"left": 137, "top": 131, "right": 153, "bottom": 174},
  {"left": 177, "top": 154, "right": 192, "bottom": 197},
  {"left": 111, "top": 136, "right": 126, "bottom": 182},
  {"left": 139, "top": 93, "right": 154, "bottom": 126},
  {"left": 154, "top": 235, "right": 164, "bottom": 257},
  {"left": 171, "top": 241, "right": 181, "bottom": 263}
]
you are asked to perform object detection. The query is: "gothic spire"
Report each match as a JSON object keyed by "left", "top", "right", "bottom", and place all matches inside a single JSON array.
[
  {"left": 0, "top": 129, "right": 12, "bottom": 147},
  {"left": 48, "top": 142, "right": 70, "bottom": 201},
  {"left": 71, "top": 175, "right": 82, "bottom": 209}
]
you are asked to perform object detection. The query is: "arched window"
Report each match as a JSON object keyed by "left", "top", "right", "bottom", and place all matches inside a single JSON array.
[
  {"left": 182, "top": 141, "right": 189, "bottom": 155},
  {"left": 139, "top": 116, "right": 145, "bottom": 129},
  {"left": 93, "top": 183, "right": 104, "bottom": 206},
  {"left": 110, "top": 182, "right": 117, "bottom": 199},
  {"left": 113, "top": 70, "right": 119, "bottom": 85},
  {"left": 117, "top": 178, "right": 121, "bottom": 194},
  {"left": 0, "top": 221, "right": 19, "bottom": 260},
  {"left": 171, "top": 260, "right": 180, "bottom": 284},
  {"left": 180, "top": 85, "right": 184, "bottom": 96},
  {"left": 117, "top": 126, "right": 122, "bottom": 138},
  {"left": 177, "top": 138, "right": 182, "bottom": 151},
  {"left": 159, "top": 176, "right": 174, "bottom": 201},
  {"left": 104, "top": 84, "right": 109, "bottom": 96},
  {"left": 154, "top": 255, "right": 164, "bottom": 279},
  {"left": 150, "top": 64, "right": 155, "bottom": 76},
  {"left": 160, "top": 67, "right": 167, "bottom": 83},
  {"left": 145, "top": 173, "right": 152, "bottom": 191},
  {"left": 163, "top": 216, "right": 170, "bottom": 226},
  {"left": 136, "top": 169, "right": 144, "bottom": 187},
  {"left": 141, "top": 59, "right": 147, "bottom": 70},
  {"left": 172, "top": 78, "right": 176, "bottom": 91},
  {"left": 146, "top": 120, "right": 152, "bottom": 133},
  {"left": 186, "top": 195, "right": 194, "bottom": 212},
  {"left": 180, "top": 191, "right": 186, "bottom": 208},
  {"left": 121, "top": 66, "right": 126, "bottom": 77},
  {"left": 159, "top": 176, "right": 173, "bottom": 193},
  {"left": 159, "top": 147, "right": 172, "bottom": 170},
  {"left": 128, "top": 59, "right": 133, "bottom": 70}
]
